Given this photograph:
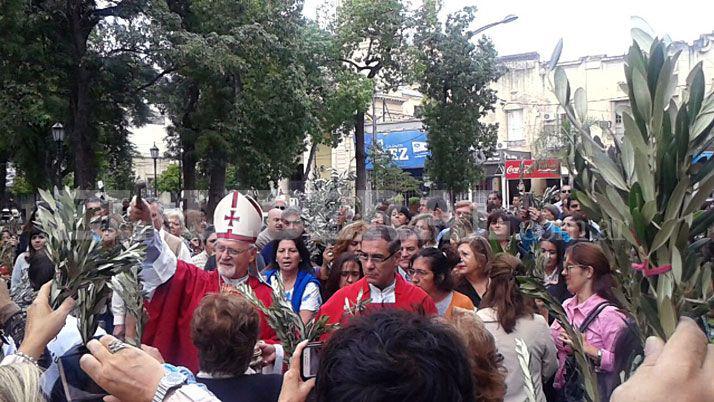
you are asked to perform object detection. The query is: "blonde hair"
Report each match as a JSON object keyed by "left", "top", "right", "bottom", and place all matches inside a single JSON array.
[
  {"left": 0, "top": 363, "right": 44, "bottom": 402},
  {"left": 450, "top": 308, "right": 507, "bottom": 402}
]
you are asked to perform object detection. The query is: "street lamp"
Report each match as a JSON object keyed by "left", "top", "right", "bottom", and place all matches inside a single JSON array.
[
  {"left": 51, "top": 123, "right": 65, "bottom": 188},
  {"left": 150, "top": 143, "right": 159, "bottom": 197},
  {"left": 471, "top": 14, "right": 519, "bottom": 36}
]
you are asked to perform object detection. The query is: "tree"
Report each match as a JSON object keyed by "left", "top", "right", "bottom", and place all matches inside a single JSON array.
[
  {"left": 0, "top": 0, "right": 168, "bottom": 190},
  {"left": 157, "top": 0, "right": 367, "bottom": 217},
  {"left": 156, "top": 164, "right": 181, "bottom": 201},
  {"left": 414, "top": 3, "right": 501, "bottom": 202},
  {"left": 328, "top": 0, "right": 412, "bottom": 211},
  {"left": 368, "top": 143, "right": 420, "bottom": 198}
]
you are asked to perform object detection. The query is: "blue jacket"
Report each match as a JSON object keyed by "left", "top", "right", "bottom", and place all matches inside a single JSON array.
[{"left": 264, "top": 267, "right": 320, "bottom": 313}]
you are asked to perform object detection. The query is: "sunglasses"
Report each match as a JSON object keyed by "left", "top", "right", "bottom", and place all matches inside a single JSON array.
[
  {"left": 275, "top": 206, "right": 286, "bottom": 210},
  {"left": 561, "top": 189, "right": 571, "bottom": 193}
]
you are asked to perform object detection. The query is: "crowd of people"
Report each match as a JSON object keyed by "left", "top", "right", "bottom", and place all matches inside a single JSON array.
[{"left": 0, "top": 188, "right": 712, "bottom": 402}]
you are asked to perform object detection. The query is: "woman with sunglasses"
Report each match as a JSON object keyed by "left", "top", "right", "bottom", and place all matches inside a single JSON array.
[
  {"left": 549, "top": 242, "right": 629, "bottom": 401},
  {"left": 409, "top": 248, "right": 474, "bottom": 318},
  {"left": 322, "top": 253, "right": 364, "bottom": 301}
]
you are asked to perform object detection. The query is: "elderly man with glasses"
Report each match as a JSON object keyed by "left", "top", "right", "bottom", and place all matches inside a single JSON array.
[{"left": 317, "top": 225, "right": 437, "bottom": 328}]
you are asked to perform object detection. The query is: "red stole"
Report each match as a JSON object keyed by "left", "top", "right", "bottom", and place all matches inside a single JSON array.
[
  {"left": 318, "top": 274, "right": 437, "bottom": 328},
  {"left": 142, "top": 260, "right": 277, "bottom": 372}
]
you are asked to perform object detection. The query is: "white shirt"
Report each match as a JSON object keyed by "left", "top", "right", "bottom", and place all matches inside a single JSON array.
[
  {"left": 279, "top": 282, "right": 322, "bottom": 312},
  {"left": 368, "top": 279, "right": 396, "bottom": 304}
]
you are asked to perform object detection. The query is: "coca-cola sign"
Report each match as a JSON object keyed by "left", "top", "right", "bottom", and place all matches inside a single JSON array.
[{"left": 505, "top": 159, "right": 561, "bottom": 180}]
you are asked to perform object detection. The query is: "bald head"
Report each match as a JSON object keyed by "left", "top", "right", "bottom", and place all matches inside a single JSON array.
[{"left": 266, "top": 208, "right": 284, "bottom": 235}]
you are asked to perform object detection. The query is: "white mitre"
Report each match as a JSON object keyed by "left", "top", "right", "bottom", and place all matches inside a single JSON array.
[{"left": 213, "top": 191, "right": 264, "bottom": 243}]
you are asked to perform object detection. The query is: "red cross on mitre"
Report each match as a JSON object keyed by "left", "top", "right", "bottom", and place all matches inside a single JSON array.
[{"left": 224, "top": 210, "right": 240, "bottom": 233}]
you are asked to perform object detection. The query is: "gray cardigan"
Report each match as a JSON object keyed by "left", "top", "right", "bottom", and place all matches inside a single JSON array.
[{"left": 477, "top": 307, "right": 558, "bottom": 402}]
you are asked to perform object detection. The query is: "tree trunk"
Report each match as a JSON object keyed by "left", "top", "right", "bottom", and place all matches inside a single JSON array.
[
  {"left": 206, "top": 162, "right": 226, "bottom": 222},
  {"left": 354, "top": 111, "right": 366, "bottom": 214},
  {"left": 0, "top": 156, "right": 7, "bottom": 208},
  {"left": 302, "top": 140, "right": 318, "bottom": 182},
  {"left": 69, "top": 11, "right": 95, "bottom": 189}
]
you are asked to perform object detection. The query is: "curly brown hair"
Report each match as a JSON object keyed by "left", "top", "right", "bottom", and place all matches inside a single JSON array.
[
  {"left": 332, "top": 221, "right": 368, "bottom": 258},
  {"left": 190, "top": 294, "right": 259, "bottom": 376},
  {"left": 450, "top": 307, "right": 507, "bottom": 402}
]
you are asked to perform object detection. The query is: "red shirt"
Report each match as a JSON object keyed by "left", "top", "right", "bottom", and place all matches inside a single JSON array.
[
  {"left": 142, "top": 260, "right": 277, "bottom": 372},
  {"left": 318, "top": 274, "right": 437, "bottom": 328}
]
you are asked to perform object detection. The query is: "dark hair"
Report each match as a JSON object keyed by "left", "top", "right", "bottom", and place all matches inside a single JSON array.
[
  {"left": 28, "top": 253, "right": 54, "bottom": 291},
  {"left": 268, "top": 235, "right": 312, "bottom": 272},
  {"left": 397, "top": 226, "right": 423, "bottom": 248},
  {"left": 25, "top": 228, "right": 46, "bottom": 263},
  {"left": 314, "top": 310, "right": 475, "bottom": 402},
  {"left": 565, "top": 242, "right": 622, "bottom": 308},
  {"left": 488, "top": 191, "right": 502, "bottom": 202},
  {"left": 486, "top": 210, "right": 515, "bottom": 236},
  {"left": 564, "top": 211, "right": 590, "bottom": 239},
  {"left": 479, "top": 253, "right": 533, "bottom": 333},
  {"left": 411, "top": 248, "right": 454, "bottom": 292},
  {"left": 201, "top": 225, "right": 215, "bottom": 243},
  {"left": 397, "top": 206, "right": 412, "bottom": 223},
  {"left": 323, "top": 253, "right": 363, "bottom": 300},
  {"left": 191, "top": 294, "right": 259, "bottom": 376},
  {"left": 361, "top": 225, "right": 401, "bottom": 255},
  {"left": 539, "top": 236, "right": 566, "bottom": 268},
  {"left": 426, "top": 196, "right": 447, "bottom": 212},
  {"left": 21, "top": 202, "right": 50, "bottom": 234}
]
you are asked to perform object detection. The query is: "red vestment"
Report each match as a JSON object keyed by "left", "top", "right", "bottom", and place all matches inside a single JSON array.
[
  {"left": 142, "top": 260, "right": 277, "bottom": 372},
  {"left": 318, "top": 274, "right": 437, "bottom": 328}
]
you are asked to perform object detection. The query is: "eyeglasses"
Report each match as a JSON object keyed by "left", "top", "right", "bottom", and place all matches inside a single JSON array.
[
  {"left": 215, "top": 245, "right": 251, "bottom": 257},
  {"left": 564, "top": 264, "right": 587, "bottom": 272},
  {"left": 358, "top": 251, "right": 397, "bottom": 264},
  {"left": 408, "top": 269, "right": 430, "bottom": 277}
]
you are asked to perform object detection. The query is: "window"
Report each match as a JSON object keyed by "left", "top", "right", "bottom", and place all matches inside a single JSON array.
[
  {"left": 507, "top": 109, "right": 524, "bottom": 142},
  {"left": 615, "top": 113, "right": 622, "bottom": 124}
]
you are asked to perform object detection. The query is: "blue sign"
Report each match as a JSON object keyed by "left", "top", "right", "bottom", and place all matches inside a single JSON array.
[{"left": 365, "top": 130, "right": 429, "bottom": 170}]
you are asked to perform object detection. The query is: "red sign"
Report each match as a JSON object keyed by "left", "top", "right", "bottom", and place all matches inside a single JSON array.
[{"left": 505, "top": 159, "right": 561, "bottom": 180}]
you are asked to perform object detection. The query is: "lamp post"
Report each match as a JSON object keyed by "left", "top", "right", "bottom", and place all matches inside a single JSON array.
[
  {"left": 471, "top": 14, "right": 518, "bottom": 37},
  {"left": 150, "top": 143, "right": 159, "bottom": 197},
  {"left": 51, "top": 123, "right": 65, "bottom": 189}
]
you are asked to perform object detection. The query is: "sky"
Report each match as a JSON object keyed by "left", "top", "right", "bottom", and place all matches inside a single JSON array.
[{"left": 303, "top": 0, "right": 714, "bottom": 61}]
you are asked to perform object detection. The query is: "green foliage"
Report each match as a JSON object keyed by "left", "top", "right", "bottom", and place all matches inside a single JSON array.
[
  {"left": 549, "top": 23, "right": 714, "bottom": 340},
  {"left": 237, "top": 274, "right": 338, "bottom": 357},
  {"left": 10, "top": 173, "right": 35, "bottom": 197},
  {"left": 414, "top": 4, "right": 501, "bottom": 195},
  {"left": 156, "top": 164, "right": 182, "bottom": 196},
  {"left": 35, "top": 188, "right": 146, "bottom": 344},
  {"left": 368, "top": 144, "right": 420, "bottom": 193}
]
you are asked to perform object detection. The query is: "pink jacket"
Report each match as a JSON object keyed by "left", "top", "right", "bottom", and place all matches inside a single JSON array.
[{"left": 550, "top": 294, "right": 627, "bottom": 389}]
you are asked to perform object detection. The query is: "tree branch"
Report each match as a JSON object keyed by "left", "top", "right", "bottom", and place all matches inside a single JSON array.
[
  {"left": 132, "top": 68, "right": 177, "bottom": 94},
  {"left": 338, "top": 58, "right": 370, "bottom": 72}
]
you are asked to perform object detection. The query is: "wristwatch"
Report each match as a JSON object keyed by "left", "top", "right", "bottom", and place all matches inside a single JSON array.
[{"left": 152, "top": 369, "right": 188, "bottom": 402}]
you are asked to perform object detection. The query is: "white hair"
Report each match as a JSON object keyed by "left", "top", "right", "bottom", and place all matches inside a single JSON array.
[{"left": 163, "top": 208, "right": 185, "bottom": 227}]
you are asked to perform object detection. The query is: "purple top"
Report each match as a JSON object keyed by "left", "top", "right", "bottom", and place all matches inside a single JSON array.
[{"left": 550, "top": 293, "right": 627, "bottom": 389}]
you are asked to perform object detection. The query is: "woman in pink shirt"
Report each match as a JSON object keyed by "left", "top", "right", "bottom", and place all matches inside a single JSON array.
[{"left": 550, "top": 242, "right": 628, "bottom": 401}]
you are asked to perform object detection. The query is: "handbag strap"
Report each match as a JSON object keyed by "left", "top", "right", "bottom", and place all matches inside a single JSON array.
[{"left": 577, "top": 301, "right": 612, "bottom": 333}]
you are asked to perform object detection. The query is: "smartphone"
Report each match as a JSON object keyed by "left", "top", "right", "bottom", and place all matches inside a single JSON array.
[
  {"left": 57, "top": 344, "right": 109, "bottom": 401},
  {"left": 301, "top": 341, "right": 322, "bottom": 380}
]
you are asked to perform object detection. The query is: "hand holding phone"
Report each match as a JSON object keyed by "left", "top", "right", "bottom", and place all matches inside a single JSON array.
[
  {"left": 301, "top": 341, "right": 322, "bottom": 381},
  {"left": 279, "top": 340, "right": 317, "bottom": 402}
]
